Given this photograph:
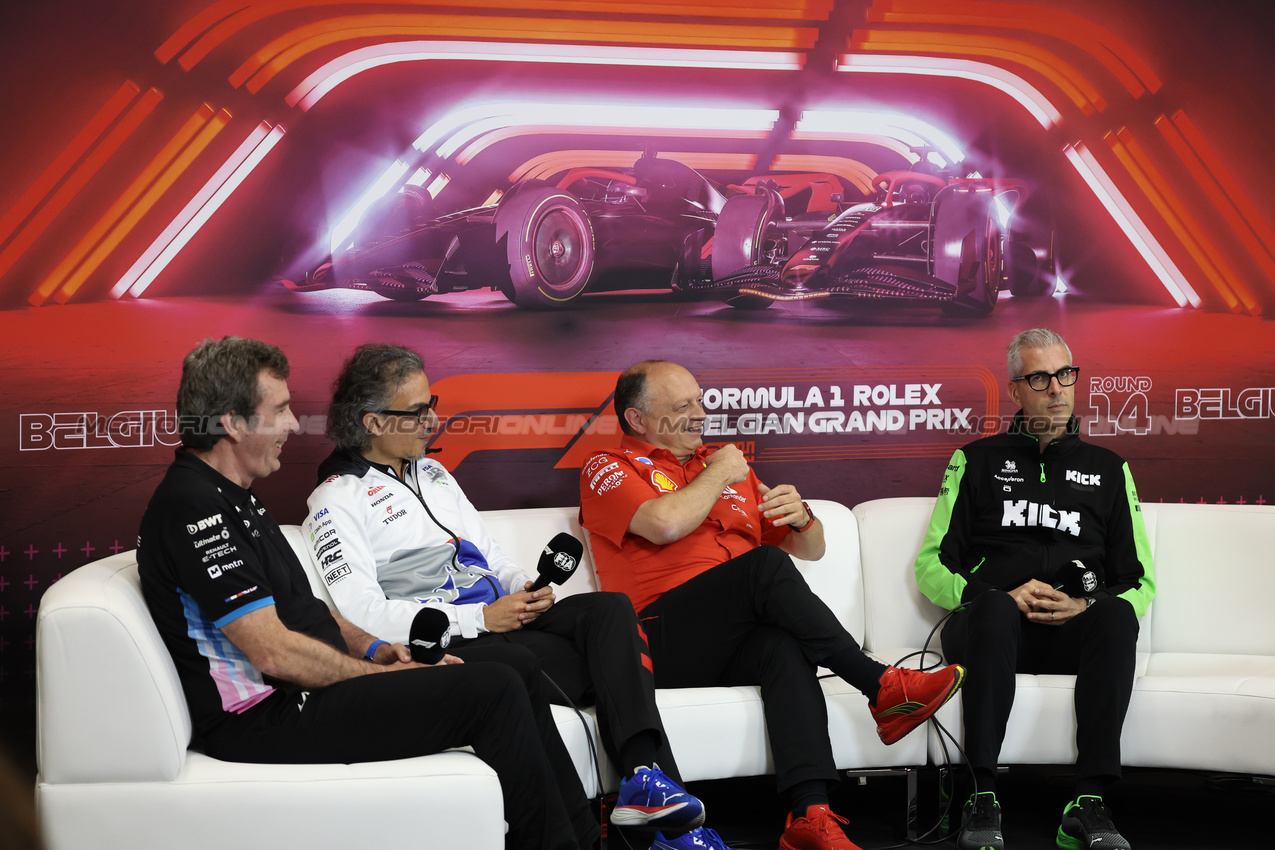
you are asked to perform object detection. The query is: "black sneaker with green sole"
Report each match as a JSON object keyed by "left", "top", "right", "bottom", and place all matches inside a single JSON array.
[
  {"left": 1056, "top": 795, "right": 1131, "bottom": 850},
  {"left": 958, "top": 792, "right": 1005, "bottom": 850}
]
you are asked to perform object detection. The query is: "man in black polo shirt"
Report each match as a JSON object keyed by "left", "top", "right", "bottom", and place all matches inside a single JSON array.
[{"left": 138, "top": 336, "right": 596, "bottom": 850}]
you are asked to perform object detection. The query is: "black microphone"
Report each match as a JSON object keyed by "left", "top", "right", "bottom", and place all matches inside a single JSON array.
[
  {"left": 1052, "top": 559, "right": 1101, "bottom": 597},
  {"left": 529, "top": 532, "right": 584, "bottom": 592},
  {"left": 408, "top": 606, "right": 451, "bottom": 664}
]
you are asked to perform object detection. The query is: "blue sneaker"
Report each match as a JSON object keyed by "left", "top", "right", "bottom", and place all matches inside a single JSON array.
[
  {"left": 652, "top": 827, "right": 732, "bottom": 849},
  {"left": 611, "top": 764, "right": 705, "bottom": 831}
]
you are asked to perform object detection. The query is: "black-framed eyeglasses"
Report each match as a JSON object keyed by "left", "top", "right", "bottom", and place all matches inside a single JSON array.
[
  {"left": 1011, "top": 367, "right": 1080, "bottom": 391},
  {"left": 372, "top": 395, "right": 440, "bottom": 424}
]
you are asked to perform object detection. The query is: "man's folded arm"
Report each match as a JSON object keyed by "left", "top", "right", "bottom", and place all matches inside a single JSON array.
[
  {"left": 627, "top": 449, "right": 748, "bottom": 544},
  {"left": 220, "top": 605, "right": 413, "bottom": 688}
]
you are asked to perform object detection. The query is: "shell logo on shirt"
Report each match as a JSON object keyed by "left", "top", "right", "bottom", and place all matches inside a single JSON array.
[{"left": 651, "top": 471, "right": 678, "bottom": 492}]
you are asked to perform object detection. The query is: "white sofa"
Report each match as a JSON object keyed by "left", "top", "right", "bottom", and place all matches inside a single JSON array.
[
  {"left": 854, "top": 497, "right": 1275, "bottom": 775},
  {"left": 36, "top": 498, "right": 1275, "bottom": 849}
]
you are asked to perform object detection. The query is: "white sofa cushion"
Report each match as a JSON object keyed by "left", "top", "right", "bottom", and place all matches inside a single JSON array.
[
  {"left": 1122, "top": 653, "right": 1275, "bottom": 773},
  {"left": 480, "top": 506, "right": 601, "bottom": 597},
  {"left": 36, "top": 552, "right": 508, "bottom": 850},
  {"left": 36, "top": 555, "right": 192, "bottom": 784},
  {"left": 1142, "top": 504, "right": 1275, "bottom": 655},
  {"left": 38, "top": 750, "right": 503, "bottom": 850}
]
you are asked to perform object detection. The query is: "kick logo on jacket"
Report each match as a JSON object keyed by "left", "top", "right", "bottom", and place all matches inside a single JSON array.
[{"left": 1001, "top": 501, "right": 1081, "bottom": 536}]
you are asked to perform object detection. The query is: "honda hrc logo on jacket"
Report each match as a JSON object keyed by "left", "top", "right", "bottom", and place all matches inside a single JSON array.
[{"left": 1002, "top": 501, "right": 1081, "bottom": 536}]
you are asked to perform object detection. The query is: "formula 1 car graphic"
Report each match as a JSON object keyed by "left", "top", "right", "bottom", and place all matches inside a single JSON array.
[
  {"left": 285, "top": 154, "right": 764, "bottom": 308},
  {"left": 697, "top": 170, "right": 1057, "bottom": 314},
  {"left": 285, "top": 157, "right": 1054, "bottom": 313}
]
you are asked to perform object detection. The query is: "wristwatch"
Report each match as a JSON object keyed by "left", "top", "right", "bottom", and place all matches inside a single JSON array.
[
  {"left": 793, "top": 501, "right": 816, "bottom": 533},
  {"left": 1085, "top": 596, "right": 1097, "bottom": 610}
]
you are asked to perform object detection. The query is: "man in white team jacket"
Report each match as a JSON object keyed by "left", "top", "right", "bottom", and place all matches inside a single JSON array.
[{"left": 305, "top": 343, "right": 731, "bottom": 850}]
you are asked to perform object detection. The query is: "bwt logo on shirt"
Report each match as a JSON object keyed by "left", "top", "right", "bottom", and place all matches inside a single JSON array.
[
  {"left": 1002, "top": 501, "right": 1081, "bottom": 536},
  {"left": 187, "top": 513, "right": 223, "bottom": 534},
  {"left": 1065, "top": 470, "right": 1102, "bottom": 486}
]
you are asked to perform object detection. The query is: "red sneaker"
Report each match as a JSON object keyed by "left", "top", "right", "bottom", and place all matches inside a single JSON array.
[
  {"left": 778, "top": 805, "right": 862, "bottom": 850},
  {"left": 870, "top": 664, "right": 965, "bottom": 745}
]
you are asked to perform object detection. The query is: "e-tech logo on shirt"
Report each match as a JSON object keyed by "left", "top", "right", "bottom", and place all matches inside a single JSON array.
[{"left": 186, "top": 513, "right": 223, "bottom": 534}]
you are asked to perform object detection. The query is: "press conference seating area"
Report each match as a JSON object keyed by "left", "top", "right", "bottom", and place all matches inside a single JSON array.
[{"left": 35, "top": 498, "right": 1275, "bottom": 850}]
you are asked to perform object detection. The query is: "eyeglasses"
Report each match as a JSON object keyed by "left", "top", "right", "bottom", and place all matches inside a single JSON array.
[
  {"left": 372, "top": 395, "right": 439, "bottom": 424},
  {"left": 1011, "top": 367, "right": 1080, "bottom": 391}
]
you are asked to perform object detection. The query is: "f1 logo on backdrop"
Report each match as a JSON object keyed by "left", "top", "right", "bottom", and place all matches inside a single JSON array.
[{"left": 428, "top": 372, "right": 623, "bottom": 470}]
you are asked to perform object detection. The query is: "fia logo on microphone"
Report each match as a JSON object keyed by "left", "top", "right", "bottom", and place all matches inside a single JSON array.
[{"left": 554, "top": 551, "right": 577, "bottom": 571}]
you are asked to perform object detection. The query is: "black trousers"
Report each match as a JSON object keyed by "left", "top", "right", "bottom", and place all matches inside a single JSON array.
[
  {"left": 204, "top": 658, "right": 593, "bottom": 850},
  {"left": 636, "top": 545, "right": 868, "bottom": 793},
  {"left": 452, "top": 591, "right": 678, "bottom": 780},
  {"left": 940, "top": 591, "right": 1139, "bottom": 783}
]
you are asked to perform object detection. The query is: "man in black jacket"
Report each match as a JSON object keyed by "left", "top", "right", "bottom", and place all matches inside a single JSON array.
[{"left": 914, "top": 329, "right": 1155, "bottom": 850}]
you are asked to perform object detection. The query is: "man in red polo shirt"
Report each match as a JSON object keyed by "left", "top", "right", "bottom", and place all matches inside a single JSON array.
[{"left": 579, "top": 360, "right": 965, "bottom": 850}]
